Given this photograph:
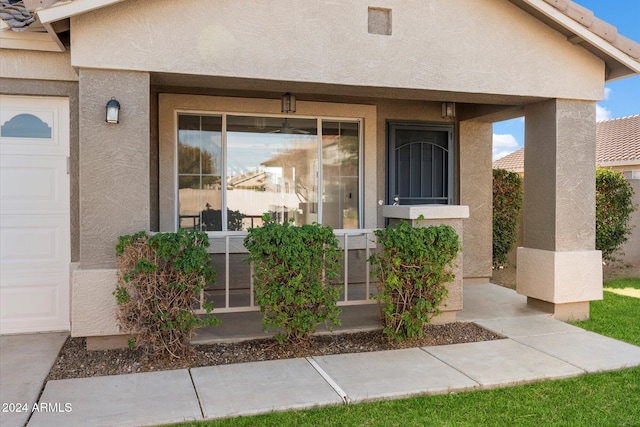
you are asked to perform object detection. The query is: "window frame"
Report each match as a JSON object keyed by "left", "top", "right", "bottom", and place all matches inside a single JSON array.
[{"left": 174, "top": 110, "right": 364, "bottom": 233}]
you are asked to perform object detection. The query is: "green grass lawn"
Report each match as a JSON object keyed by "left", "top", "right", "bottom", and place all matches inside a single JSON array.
[
  {"left": 569, "top": 277, "right": 640, "bottom": 346},
  {"left": 166, "top": 278, "right": 640, "bottom": 427}
]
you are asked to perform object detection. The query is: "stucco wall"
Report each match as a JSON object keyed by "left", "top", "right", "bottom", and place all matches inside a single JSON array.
[
  {"left": 70, "top": 0, "right": 603, "bottom": 101},
  {"left": 0, "top": 49, "right": 77, "bottom": 82},
  {"left": 78, "top": 69, "right": 150, "bottom": 268},
  {"left": 619, "top": 179, "right": 640, "bottom": 264},
  {"left": 459, "top": 121, "right": 493, "bottom": 280}
]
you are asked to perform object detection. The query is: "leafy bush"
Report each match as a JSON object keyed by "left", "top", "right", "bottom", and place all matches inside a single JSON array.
[
  {"left": 244, "top": 215, "right": 342, "bottom": 343},
  {"left": 596, "top": 168, "right": 636, "bottom": 262},
  {"left": 492, "top": 169, "right": 523, "bottom": 266},
  {"left": 369, "top": 221, "right": 460, "bottom": 342},
  {"left": 114, "top": 229, "right": 219, "bottom": 358}
]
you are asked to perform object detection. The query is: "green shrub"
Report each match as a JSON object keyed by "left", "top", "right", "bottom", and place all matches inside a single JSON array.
[
  {"left": 369, "top": 221, "right": 460, "bottom": 342},
  {"left": 596, "top": 168, "right": 636, "bottom": 262},
  {"left": 492, "top": 169, "right": 523, "bottom": 267},
  {"left": 244, "top": 215, "right": 342, "bottom": 343},
  {"left": 114, "top": 229, "right": 219, "bottom": 358}
]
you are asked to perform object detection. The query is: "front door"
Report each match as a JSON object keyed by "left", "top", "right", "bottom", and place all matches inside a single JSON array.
[{"left": 387, "top": 122, "right": 453, "bottom": 205}]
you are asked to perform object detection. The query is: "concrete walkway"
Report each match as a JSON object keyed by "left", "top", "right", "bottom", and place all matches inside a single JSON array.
[{"left": 1, "top": 284, "right": 639, "bottom": 427}]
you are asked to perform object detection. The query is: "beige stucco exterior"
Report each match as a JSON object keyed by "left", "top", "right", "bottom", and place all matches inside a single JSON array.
[
  {"left": 2, "top": 0, "right": 638, "bottom": 339},
  {"left": 68, "top": 0, "right": 603, "bottom": 102},
  {"left": 0, "top": 49, "right": 77, "bottom": 82}
]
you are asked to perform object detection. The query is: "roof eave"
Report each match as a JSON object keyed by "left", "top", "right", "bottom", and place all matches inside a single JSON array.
[
  {"left": 510, "top": 0, "right": 640, "bottom": 81},
  {"left": 0, "top": 25, "right": 64, "bottom": 52},
  {"left": 36, "top": 0, "right": 126, "bottom": 24}
]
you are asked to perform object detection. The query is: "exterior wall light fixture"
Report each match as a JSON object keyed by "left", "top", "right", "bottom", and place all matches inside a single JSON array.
[
  {"left": 106, "top": 97, "right": 121, "bottom": 123},
  {"left": 441, "top": 102, "right": 456, "bottom": 119},
  {"left": 281, "top": 92, "right": 296, "bottom": 113}
]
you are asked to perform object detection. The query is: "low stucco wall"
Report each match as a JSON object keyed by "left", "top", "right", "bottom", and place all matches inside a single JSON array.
[
  {"left": 619, "top": 179, "right": 640, "bottom": 264},
  {"left": 71, "top": 269, "right": 119, "bottom": 337}
]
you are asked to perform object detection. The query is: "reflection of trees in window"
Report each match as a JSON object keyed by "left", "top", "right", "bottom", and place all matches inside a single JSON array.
[
  {"left": 262, "top": 142, "right": 316, "bottom": 204},
  {"left": 178, "top": 142, "right": 219, "bottom": 189}
]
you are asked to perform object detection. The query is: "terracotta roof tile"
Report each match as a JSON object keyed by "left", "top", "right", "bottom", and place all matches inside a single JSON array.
[
  {"left": 0, "top": 0, "right": 34, "bottom": 31},
  {"left": 543, "top": 0, "right": 640, "bottom": 59},
  {"left": 596, "top": 115, "right": 640, "bottom": 165},
  {"left": 493, "top": 115, "right": 640, "bottom": 171},
  {"left": 493, "top": 148, "right": 525, "bottom": 173}
]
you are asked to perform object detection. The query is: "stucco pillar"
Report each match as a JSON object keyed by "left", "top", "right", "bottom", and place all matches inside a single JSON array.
[
  {"left": 459, "top": 121, "right": 493, "bottom": 282},
  {"left": 517, "top": 99, "right": 602, "bottom": 320},
  {"left": 383, "top": 205, "right": 470, "bottom": 324},
  {"left": 72, "top": 69, "right": 150, "bottom": 339},
  {"left": 78, "top": 69, "right": 150, "bottom": 268}
]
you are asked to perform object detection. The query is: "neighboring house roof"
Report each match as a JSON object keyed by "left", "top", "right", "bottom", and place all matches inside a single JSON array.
[
  {"left": 1, "top": 0, "right": 639, "bottom": 79},
  {"left": 493, "top": 115, "right": 640, "bottom": 171},
  {"left": 493, "top": 148, "right": 525, "bottom": 174},
  {"left": 596, "top": 115, "right": 640, "bottom": 166}
]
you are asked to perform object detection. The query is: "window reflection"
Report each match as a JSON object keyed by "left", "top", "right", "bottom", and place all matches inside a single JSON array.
[
  {"left": 178, "top": 115, "right": 222, "bottom": 231},
  {"left": 177, "top": 114, "right": 360, "bottom": 231},
  {"left": 227, "top": 116, "right": 318, "bottom": 230},
  {"left": 322, "top": 121, "right": 359, "bottom": 229}
]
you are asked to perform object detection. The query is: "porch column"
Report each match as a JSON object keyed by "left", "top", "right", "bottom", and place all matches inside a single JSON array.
[
  {"left": 517, "top": 99, "right": 602, "bottom": 321},
  {"left": 72, "top": 69, "right": 150, "bottom": 341},
  {"left": 459, "top": 121, "right": 493, "bottom": 282}
]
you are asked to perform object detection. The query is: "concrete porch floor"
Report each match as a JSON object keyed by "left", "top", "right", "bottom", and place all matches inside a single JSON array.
[
  {"left": 4, "top": 283, "right": 640, "bottom": 427},
  {"left": 193, "top": 282, "right": 546, "bottom": 344}
]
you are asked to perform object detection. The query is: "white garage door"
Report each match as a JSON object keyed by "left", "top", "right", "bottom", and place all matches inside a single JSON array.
[{"left": 0, "top": 95, "right": 70, "bottom": 334}]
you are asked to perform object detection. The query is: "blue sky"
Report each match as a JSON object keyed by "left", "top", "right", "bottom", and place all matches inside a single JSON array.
[{"left": 492, "top": 0, "right": 640, "bottom": 161}]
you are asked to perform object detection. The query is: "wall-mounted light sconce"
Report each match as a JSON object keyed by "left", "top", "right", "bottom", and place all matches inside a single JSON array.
[
  {"left": 106, "top": 97, "right": 121, "bottom": 124},
  {"left": 281, "top": 92, "right": 296, "bottom": 113},
  {"left": 441, "top": 102, "right": 456, "bottom": 119}
]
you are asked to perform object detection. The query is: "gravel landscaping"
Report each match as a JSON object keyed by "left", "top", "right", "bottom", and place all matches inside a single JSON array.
[{"left": 47, "top": 322, "right": 503, "bottom": 381}]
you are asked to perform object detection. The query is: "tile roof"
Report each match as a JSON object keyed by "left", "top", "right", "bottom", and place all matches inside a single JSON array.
[
  {"left": 596, "top": 115, "right": 640, "bottom": 165},
  {"left": 493, "top": 148, "right": 525, "bottom": 173},
  {"left": 541, "top": 0, "right": 639, "bottom": 60},
  {"left": 0, "top": 0, "right": 34, "bottom": 31},
  {"left": 493, "top": 115, "right": 640, "bottom": 171}
]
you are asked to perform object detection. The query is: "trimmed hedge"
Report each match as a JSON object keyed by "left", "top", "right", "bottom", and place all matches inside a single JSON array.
[
  {"left": 244, "top": 216, "right": 342, "bottom": 343},
  {"left": 492, "top": 169, "right": 523, "bottom": 267},
  {"left": 596, "top": 168, "right": 636, "bottom": 262},
  {"left": 370, "top": 221, "right": 460, "bottom": 342}
]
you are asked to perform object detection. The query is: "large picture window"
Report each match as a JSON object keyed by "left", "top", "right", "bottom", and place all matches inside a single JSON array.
[{"left": 177, "top": 114, "right": 361, "bottom": 231}]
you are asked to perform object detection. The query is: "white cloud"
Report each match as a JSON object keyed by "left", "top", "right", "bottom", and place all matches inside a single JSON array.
[
  {"left": 604, "top": 87, "right": 612, "bottom": 100},
  {"left": 596, "top": 104, "right": 612, "bottom": 121},
  {"left": 492, "top": 134, "right": 519, "bottom": 161}
]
